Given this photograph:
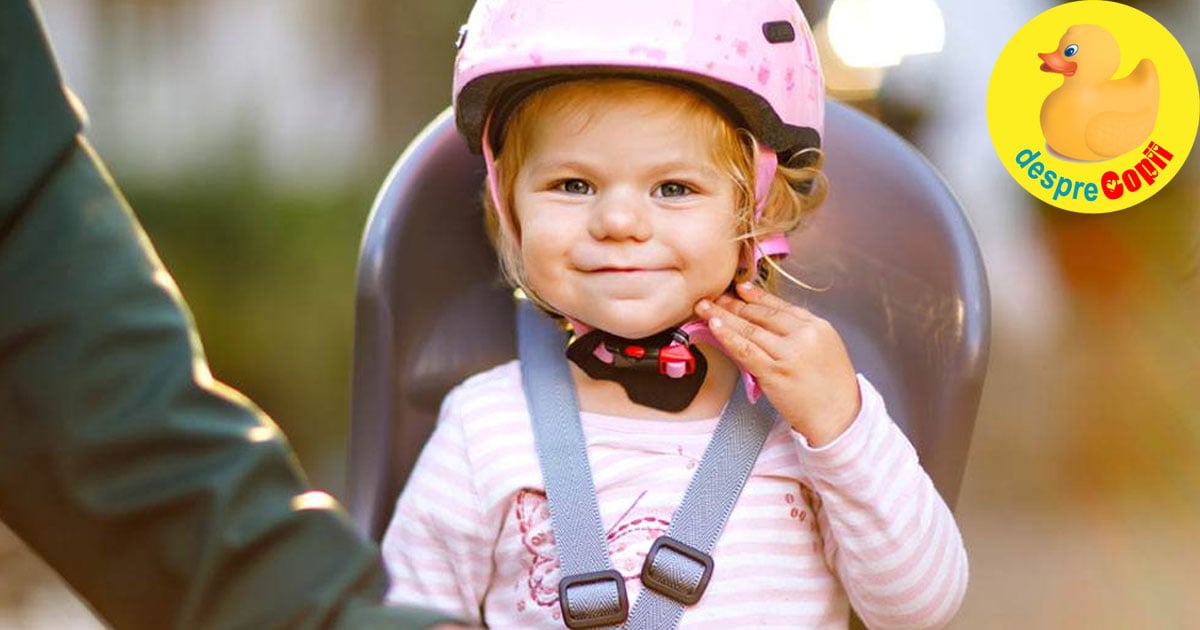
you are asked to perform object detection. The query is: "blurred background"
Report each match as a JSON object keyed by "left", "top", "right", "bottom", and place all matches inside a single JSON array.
[{"left": 2, "top": 0, "right": 1198, "bottom": 627}]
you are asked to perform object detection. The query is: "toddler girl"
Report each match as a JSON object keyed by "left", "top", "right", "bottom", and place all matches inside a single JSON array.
[{"left": 383, "top": 1, "right": 968, "bottom": 628}]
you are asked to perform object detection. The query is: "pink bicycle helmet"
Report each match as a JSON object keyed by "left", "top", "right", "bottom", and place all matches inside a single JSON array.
[{"left": 452, "top": 0, "right": 825, "bottom": 160}]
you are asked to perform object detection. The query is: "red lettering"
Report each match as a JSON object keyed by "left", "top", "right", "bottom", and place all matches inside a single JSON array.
[
  {"left": 1097, "top": 142, "right": 1173, "bottom": 202},
  {"left": 1101, "top": 171, "right": 1123, "bottom": 199},
  {"left": 1122, "top": 169, "right": 1142, "bottom": 193},
  {"left": 1145, "top": 141, "right": 1174, "bottom": 163},
  {"left": 1144, "top": 146, "right": 1167, "bottom": 169},
  {"left": 1135, "top": 159, "right": 1159, "bottom": 186}
]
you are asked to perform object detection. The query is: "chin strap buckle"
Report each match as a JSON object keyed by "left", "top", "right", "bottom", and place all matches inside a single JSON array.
[
  {"left": 657, "top": 344, "right": 696, "bottom": 378},
  {"left": 596, "top": 329, "right": 695, "bottom": 379}
]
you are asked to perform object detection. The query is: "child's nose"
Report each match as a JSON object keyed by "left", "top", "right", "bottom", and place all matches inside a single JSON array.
[{"left": 588, "top": 190, "right": 652, "bottom": 241}]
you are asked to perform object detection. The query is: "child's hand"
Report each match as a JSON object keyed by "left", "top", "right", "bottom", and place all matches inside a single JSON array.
[{"left": 695, "top": 282, "right": 861, "bottom": 447}]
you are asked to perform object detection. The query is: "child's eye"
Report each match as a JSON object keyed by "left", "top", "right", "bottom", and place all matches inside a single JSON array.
[
  {"left": 557, "top": 179, "right": 594, "bottom": 195},
  {"left": 656, "top": 182, "right": 692, "bottom": 198}
]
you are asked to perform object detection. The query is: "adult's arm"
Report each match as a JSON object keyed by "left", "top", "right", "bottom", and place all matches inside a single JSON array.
[{"left": 0, "top": 2, "right": 461, "bottom": 628}]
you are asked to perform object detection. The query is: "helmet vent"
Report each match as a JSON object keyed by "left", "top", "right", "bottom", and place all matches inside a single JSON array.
[{"left": 762, "top": 21, "right": 796, "bottom": 44}]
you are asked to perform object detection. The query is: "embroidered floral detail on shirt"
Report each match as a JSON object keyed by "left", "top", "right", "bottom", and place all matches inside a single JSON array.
[
  {"left": 676, "top": 445, "right": 697, "bottom": 470},
  {"left": 514, "top": 488, "right": 668, "bottom": 610},
  {"left": 784, "top": 491, "right": 808, "bottom": 521}
]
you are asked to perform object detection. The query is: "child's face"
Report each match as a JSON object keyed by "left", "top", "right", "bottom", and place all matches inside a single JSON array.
[{"left": 511, "top": 87, "right": 741, "bottom": 339}]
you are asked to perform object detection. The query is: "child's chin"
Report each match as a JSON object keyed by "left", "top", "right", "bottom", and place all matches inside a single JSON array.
[{"left": 588, "top": 316, "right": 688, "bottom": 340}]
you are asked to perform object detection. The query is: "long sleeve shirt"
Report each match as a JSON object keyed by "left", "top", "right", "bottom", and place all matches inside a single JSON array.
[{"left": 383, "top": 360, "right": 967, "bottom": 628}]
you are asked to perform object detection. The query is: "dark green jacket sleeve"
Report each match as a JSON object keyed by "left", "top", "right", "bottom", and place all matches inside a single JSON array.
[{"left": 0, "top": 2, "right": 458, "bottom": 628}]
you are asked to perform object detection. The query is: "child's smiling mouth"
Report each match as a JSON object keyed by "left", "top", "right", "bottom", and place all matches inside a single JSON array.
[{"left": 584, "top": 267, "right": 674, "bottom": 277}]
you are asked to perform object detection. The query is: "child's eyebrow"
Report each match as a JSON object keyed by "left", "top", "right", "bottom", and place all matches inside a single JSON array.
[
  {"left": 647, "top": 161, "right": 723, "bottom": 177},
  {"left": 530, "top": 159, "right": 598, "bottom": 174}
]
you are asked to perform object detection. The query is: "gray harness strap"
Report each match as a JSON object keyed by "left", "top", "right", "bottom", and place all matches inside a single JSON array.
[
  {"left": 517, "top": 301, "right": 776, "bottom": 629},
  {"left": 622, "top": 371, "right": 774, "bottom": 630},
  {"left": 518, "top": 301, "right": 628, "bottom": 629}
]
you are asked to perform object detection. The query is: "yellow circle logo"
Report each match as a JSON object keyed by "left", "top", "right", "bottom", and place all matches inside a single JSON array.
[{"left": 987, "top": 1, "right": 1198, "bottom": 213}]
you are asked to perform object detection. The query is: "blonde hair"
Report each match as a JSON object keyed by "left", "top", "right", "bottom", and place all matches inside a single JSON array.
[{"left": 483, "top": 78, "right": 828, "bottom": 310}]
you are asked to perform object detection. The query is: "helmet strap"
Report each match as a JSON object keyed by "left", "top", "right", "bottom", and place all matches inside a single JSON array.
[
  {"left": 566, "top": 326, "right": 708, "bottom": 412},
  {"left": 481, "top": 115, "right": 518, "bottom": 243},
  {"left": 748, "top": 144, "right": 790, "bottom": 271}
]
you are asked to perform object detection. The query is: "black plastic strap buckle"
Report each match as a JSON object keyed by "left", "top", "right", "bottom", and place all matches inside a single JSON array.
[
  {"left": 557, "top": 569, "right": 629, "bottom": 629},
  {"left": 640, "top": 536, "right": 714, "bottom": 606}
]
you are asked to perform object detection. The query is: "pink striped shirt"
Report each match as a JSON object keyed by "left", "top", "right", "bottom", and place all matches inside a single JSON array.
[{"left": 382, "top": 360, "right": 967, "bottom": 628}]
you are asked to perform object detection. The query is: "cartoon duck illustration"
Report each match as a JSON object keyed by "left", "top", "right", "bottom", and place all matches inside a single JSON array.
[{"left": 1038, "top": 24, "right": 1159, "bottom": 161}]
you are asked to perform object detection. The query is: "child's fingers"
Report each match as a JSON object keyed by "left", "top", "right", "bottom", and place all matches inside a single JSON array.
[
  {"left": 706, "top": 316, "right": 777, "bottom": 372},
  {"left": 712, "top": 283, "right": 811, "bottom": 335},
  {"left": 696, "top": 299, "right": 783, "bottom": 362},
  {"left": 713, "top": 294, "right": 793, "bottom": 336},
  {"left": 735, "top": 282, "right": 816, "bottom": 321}
]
